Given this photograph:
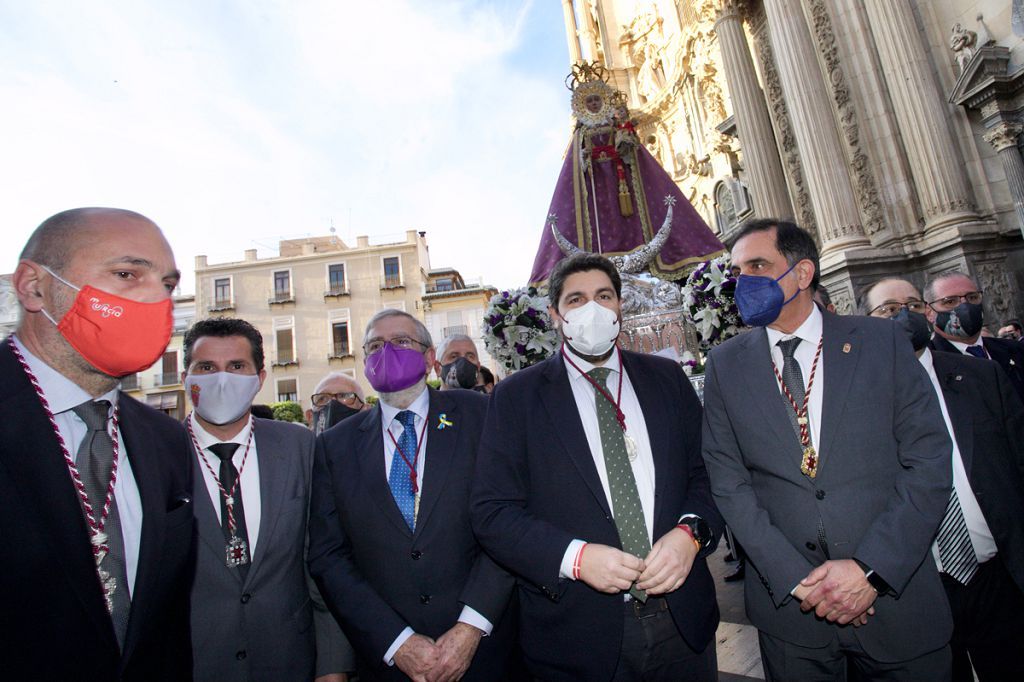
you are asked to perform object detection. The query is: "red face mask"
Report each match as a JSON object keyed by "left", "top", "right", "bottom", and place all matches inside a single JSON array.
[{"left": 42, "top": 266, "right": 174, "bottom": 377}]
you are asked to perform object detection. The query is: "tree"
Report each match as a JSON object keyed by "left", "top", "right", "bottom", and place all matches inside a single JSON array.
[{"left": 271, "top": 400, "right": 304, "bottom": 423}]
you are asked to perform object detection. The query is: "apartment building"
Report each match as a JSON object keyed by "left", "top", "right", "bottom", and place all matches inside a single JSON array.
[
  {"left": 422, "top": 268, "right": 498, "bottom": 373},
  {"left": 194, "top": 231, "right": 436, "bottom": 410}
]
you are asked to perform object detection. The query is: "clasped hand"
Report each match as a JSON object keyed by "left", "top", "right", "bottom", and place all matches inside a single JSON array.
[
  {"left": 793, "top": 559, "right": 877, "bottom": 626},
  {"left": 579, "top": 528, "right": 698, "bottom": 596},
  {"left": 393, "top": 623, "right": 483, "bottom": 682}
]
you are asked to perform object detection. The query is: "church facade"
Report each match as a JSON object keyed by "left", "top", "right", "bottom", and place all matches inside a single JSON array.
[{"left": 561, "top": 0, "right": 1024, "bottom": 320}]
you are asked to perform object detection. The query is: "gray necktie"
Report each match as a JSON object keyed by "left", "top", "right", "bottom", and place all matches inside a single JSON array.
[
  {"left": 936, "top": 488, "right": 979, "bottom": 585},
  {"left": 777, "top": 337, "right": 804, "bottom": 441},
  {"left": 73, "top": 399, "right": 131, "bottom": 648},
  {"left": 588, "top": 367, "right": 650, "bottom": 602}
]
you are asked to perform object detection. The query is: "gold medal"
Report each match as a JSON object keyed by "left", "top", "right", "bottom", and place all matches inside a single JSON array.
[{"left": 801, "top": 446, "right": 818, "bottom": 479}]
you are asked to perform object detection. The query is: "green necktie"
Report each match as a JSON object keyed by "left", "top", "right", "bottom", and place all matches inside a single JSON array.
[{"left": 588, "top": 367, "right": 651, "bottom": 602}]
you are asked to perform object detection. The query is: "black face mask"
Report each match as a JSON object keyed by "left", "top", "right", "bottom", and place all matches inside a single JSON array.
[
  {"left": 313, "top": 400, "right": 361, "bottom": 436},
  {"left": 440, "top": 357, "right": 479, "bottom": 390},
  {"left": 935, "top": 302, "right": 984, "bottom": 339},
  {"left": 893, "top": 309, "right": 932, "bottom": 352}
]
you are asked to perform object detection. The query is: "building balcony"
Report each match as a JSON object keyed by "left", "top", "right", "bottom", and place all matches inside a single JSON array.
[
  {"left": 208, "top": 300, "right": 235, "bottom": 312},
  {"left": 328, "top": 343, "right": 354, "bottom": 361},
  {"left": 120, "top": 374, "right": 140, "bottom": 391},
  {"left": 442, "top": 324, "right": 469, "bottom": 338},
  {"left": 272, "top": 357, "right": 300, "bottom": 368},
  {"left": 268, "top": 293, "right": 296, "bottom": 306},
  {"left": 323, "top": 287, "right": 350, "bottom": 298},
  {"left": 153, "top": 372, "right": 181, "bottom": 387},
  {"left": 380, "top": 276, "right": 404, "bottom": 290}
]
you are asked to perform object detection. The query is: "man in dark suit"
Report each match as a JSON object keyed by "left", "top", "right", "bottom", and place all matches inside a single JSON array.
[
  {"left": 182, "top": 317, "right": 353, "bottom": 682},
  {"left": 309, "top": 309, "right": 515, "bottom": 682},
  {"left": 1, "top": 208, "right": 195, "bottom": 680},
  {"left": 925, "top": 270, "right": 1024, "bottom": 403},
  {"left": 702, "top": 220, "right": 954, "bottom": 680},
  {"left": 471, "top": 253, "right": 723, "bottom": 681},
  {"left": 864, "top": 277, "right": 1024, "bottom": 681}
]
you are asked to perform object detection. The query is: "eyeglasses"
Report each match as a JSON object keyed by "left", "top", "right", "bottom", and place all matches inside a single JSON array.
[
  {"left": 868, "top": 300, "right": 928, "bottom": 318},
  {"left": 311, "top": 392, "right": 364, "bottom": 408},
  {"left": 362, "top": 336, "right": 429, "bottom": 355},
  {"left": 928, "top": 291, "right": 983, "bottom": 311}
]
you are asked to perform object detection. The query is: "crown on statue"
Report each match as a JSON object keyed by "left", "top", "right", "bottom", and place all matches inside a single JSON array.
[
  {"left": 568, "top": 61, "right": 622, "bottom": 127},
  {"left": 565, "top": 61, "right": 610, "bottom": 91}
]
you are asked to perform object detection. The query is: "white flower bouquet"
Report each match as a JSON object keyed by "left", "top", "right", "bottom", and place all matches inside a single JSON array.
[
  {"left": 482, "top": 287, "right": 560, "bottom": 374},
  {"left": 681, "top": 255, "right": 743, "bottom": 351}
]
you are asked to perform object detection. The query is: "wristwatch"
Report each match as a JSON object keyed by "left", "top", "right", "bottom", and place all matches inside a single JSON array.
[{"left": 677, "top": 515, "right": 712, "bottom": 550}]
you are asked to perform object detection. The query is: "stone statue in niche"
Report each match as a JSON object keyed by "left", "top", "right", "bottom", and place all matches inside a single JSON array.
[
  {"left": 950, "top": 23, "right": 978, "bottom": 73},
  {"left": 621, "top": 6, "right": 668, "bottom": 103}
]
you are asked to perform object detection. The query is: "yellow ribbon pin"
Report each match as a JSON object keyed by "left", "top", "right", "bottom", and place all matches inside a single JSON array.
[{"left": 437, "top": 413, "right": 453, "bottom": 429}]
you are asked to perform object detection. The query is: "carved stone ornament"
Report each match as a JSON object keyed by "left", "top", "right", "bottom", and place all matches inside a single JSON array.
[
  {"left": 807, "top": 0, "right": 883, "bottom": 237},
  {"left": 976, "top": 262, "right": 1013, "bottom": 321},
  {"left": 983, "top": 122, "right": 1024, "bottom": 152},
  {"left": 950, "top": 23, "right": 978, "bottom": 74}
]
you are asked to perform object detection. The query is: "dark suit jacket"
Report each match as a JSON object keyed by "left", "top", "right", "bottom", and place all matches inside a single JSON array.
[
  {"left": 929, "top": 350, "right": 1024, "bottom": 592},
  {"left": 0, "top": 339, "right": 195, "bottom": 681},
  {"left": 190, "top": 417, "right": 349, "bottom": 682},
  {"left": 702, "top": 313, "right": 954, "bottom": 661},
  {"left": 471, "top": 350, "right": 723, "bottom": 681},
  {"left": 931, "top": 333, "right": 1024, "bottom": 404},
  {"left": 308, "top": 388, "right": 515, "bottom": 681}
]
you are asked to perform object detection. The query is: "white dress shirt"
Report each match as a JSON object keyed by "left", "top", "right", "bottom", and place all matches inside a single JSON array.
[
  {"left": 765, "top": 304, "right": 825, "bottom": 455},
  {"left": 918, "top": 348, "right": 998, "bottom": 569},
  {"left": 947, "top": 337, "right": 990, "bottom": 358},
  {"left": 189, "top": 412, "right": 262, "bottom": 560},
  {"left": 559, "top": 345, "right": 658, "bottom": 581},
  {"left": 14, "top": 336, "right": 143, "bottom": 596},
  {"left": 377, "top": 386, "right": 492, "bottom": 666}
]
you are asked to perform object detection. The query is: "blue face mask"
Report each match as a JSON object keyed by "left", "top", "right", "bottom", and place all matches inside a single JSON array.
[{"left": 734, "top": 262, "right": 800, "bottom": 327}]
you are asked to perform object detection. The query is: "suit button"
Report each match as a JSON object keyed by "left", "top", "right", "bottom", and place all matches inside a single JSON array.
[
  {"left": 236, "top": 650, "right": 247, "bottom": 660},
  {"left": 815, "top": 490, "right": 826, "bottom": 500},
  {"left": 411, "top": 550, "right": 422, "bottom": 560},
  {"left": 806, "top": 542, "right": 817, "bottom": 551},
  {"left": 240, "top": 593, "right": 251, "bottom": 604},
  {"left": 420, "top": 594, "right": 431, "bottom": 605}
]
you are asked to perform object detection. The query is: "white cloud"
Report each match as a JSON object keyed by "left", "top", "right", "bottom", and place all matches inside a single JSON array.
[{"left": 0, "top": 0, "right": 570, "bottom": 292}]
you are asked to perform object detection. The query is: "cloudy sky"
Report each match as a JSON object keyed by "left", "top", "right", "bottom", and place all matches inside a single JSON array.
[{"left": 0, "top": 0, "right": 573, "bottom": 292}]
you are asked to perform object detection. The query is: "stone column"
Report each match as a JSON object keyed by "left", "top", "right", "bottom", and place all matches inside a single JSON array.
[
  {"left": 861, "top": 0, "right": 976, "bottom": 230},
  {"left": 562, "top": 0, "right": 582, "bottom": 65},
  {"left": 713, "top": 0, "right": 793, "bottom": 220},
  {"left": 762, "top": 0, "right": 868, "bottom": 252},
  {"left": 984, "top": 122, "right": 1024, "bottom": 239}
]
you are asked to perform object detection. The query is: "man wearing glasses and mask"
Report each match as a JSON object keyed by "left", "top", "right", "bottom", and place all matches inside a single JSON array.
[
  {"left": 925, "top": 271, "right": 1024, "bottom": 403},
  {"left": 310, "top": 373, "right": 368, "bottom": 436},
  {"left": 863, "top": 277, "right": 1024, "bottom": 682},
  {"left": 308, "top": 309, "right": 515, "bottom": 682},
  {"left": 433, "top": 334, "right": 485, "bottom": 392}
]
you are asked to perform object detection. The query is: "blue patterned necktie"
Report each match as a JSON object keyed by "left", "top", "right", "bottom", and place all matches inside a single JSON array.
[{"left": 388, "top": 410, "right": 418, "bottom": 531}]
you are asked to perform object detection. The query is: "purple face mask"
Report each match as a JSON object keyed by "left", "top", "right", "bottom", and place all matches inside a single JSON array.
[{"left": 364, "top": 343, "right": 427, "bottom": 393}]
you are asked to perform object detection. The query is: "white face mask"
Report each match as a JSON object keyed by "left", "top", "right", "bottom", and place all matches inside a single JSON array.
[
  {"left": 186, "top": 372, "right": 261, "bottom": 425},
  {"left": 560, "top": 300, "right": 621, "bottom": 356}
]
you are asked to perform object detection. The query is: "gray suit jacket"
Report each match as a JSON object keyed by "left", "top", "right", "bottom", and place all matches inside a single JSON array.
[
  {"left": 702, "top": 312, "right": 954, "bottom": 661},
  {"left": 189, "top": 417, "right": 351, "bottom": 681}
]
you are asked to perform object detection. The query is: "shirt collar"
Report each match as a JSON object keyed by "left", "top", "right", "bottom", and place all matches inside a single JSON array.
[
  {"left": 766, "top": 303, "right": 823, "bottom": 350},
  {"left": 917, "top": 347, "right": 936, "bottom": 380},
  {"left": 188, "top": 411, "right": 254, "bottom": 450},
  {"left": 13, "top": 335, "right": 119, "bottom": 415},
  {"left": 946, "top": 338, "right": 981, "bottom": 353},
  {"left": 380, "top": 385, "right": 430, "bottom": 428},
  {"left": 561, "top": 343, "right": 622, "bottom": 383}
]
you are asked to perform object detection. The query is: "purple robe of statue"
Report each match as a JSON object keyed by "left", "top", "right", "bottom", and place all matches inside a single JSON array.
[{"left": 529, "top": 124, "right": 725, "bottom": 287}]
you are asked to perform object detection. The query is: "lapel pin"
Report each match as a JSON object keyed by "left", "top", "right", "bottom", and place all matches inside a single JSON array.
[
  {"left": 842, "top": 343, "right": 851, "bottom": 354},
  {"left": 437, "top": 413, "right": 453, "bottom": 430},
  {"left": 956, "top": 375, "right": 963, "bottom": 381}
]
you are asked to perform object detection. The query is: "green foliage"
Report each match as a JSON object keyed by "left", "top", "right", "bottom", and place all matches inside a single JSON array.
[
  {"left": 426, "top": 378, "right": 441, "bottom": 390},
  {"left": 270, "top": 401, "right": 305, "bottom": 423},
  {"left": 365, "top": 395, "right": 379, "bottom": 406}
]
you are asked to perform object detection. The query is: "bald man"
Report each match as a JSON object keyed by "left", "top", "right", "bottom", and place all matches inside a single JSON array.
[
  {"left": 311, "top": 372, "right": 368, "bottom": 436},
  {"left": 2, "top": 208, "right": 195, "bottom": 680}
]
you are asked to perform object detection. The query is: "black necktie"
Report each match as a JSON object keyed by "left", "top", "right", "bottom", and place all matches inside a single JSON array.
[
  {"left": 209, "top": 442, "right": 250, "bottom": 579},
  {"left": 73, "top": 399, "right": 131, "bottom": 647}
]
